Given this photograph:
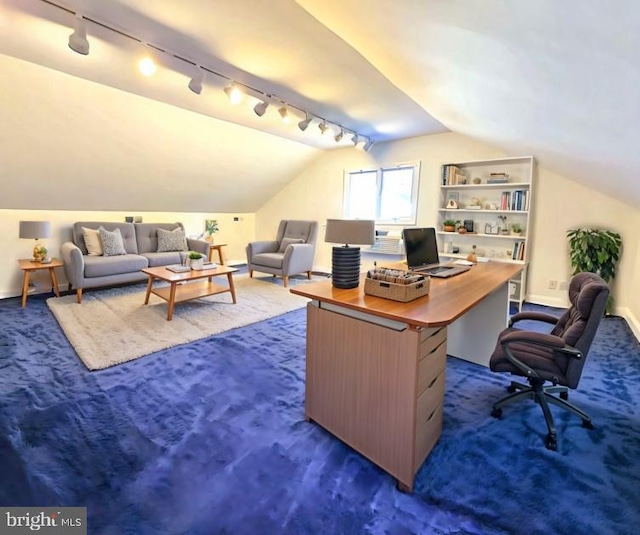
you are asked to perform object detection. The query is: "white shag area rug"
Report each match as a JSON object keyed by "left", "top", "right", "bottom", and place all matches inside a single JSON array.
[{"left": 47, "top": 276, "right": 310, "bottom": 370}]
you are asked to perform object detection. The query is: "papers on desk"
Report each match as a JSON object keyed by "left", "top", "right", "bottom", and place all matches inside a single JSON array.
[{"left": 453, "top": 259, "right": 474, "bottom": 266}]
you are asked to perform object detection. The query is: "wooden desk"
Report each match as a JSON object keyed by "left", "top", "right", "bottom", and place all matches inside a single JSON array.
[
  {"left": 207, "top": 243, "right": 227, "bottom": 264},
  {"left": 18, "top": 258, "right": 63, "bottom": 308},
  {"left": 290, "top": 262, "right": 522, "bottom": 492}
]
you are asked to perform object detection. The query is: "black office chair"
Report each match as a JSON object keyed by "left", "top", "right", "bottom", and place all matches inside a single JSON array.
[{"left": 489, "top": 272, "right": 609, "bottom": 450}]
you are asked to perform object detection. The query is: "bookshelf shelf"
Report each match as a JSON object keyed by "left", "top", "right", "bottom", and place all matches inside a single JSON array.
[{"left": 438, "top": 156, "right": 535, "bottom": 310}]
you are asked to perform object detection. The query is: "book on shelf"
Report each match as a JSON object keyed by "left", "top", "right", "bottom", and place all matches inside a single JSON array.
[
  {"left": 488, "top": 178, "right": 508, "bottom": 184},
  {"left": 442, "top": 165, "right": 466, "bottom": 185}
]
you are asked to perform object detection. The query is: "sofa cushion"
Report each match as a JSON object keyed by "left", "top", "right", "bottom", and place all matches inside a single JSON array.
[
  {"left": 142, "top": 252, "right": 184, "bottom": 267},
  {"left": 135, "top": 223, "right": 184, "bottom": 254},
  {"left": 157, "top": 227, "right": 188, "bottom": 252},
  {"left": 72, "top": 222, "right": 138, "bottom": 255},
  {"left": 278, "top": 237, "right": 304, "bottom": 253},
  {"left": 84, "top": 254, "right": 149, "bottom": 278},
  {"left": 99, "top": 227, "right": 127, "bottom": 256},
  {"left": 82, "top": 227, "right": 103, "bottom": 256}
]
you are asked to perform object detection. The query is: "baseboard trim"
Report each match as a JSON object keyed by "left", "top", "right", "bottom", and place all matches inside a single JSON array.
[
  {"left": 614, "top": 307, "right": 640, "bottom": 344},
  {"left": 526, "top": 293, "right": 568, "bottom": 309}
]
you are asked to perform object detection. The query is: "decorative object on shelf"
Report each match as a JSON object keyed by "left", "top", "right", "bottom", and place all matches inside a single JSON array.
[
  {"left": 473, "top": 177, "right": 482, "bottom": 184},
  {"left": 204, "top": 219, "right": 219, "bottom": 243},
  {"left": 443, "top": 219, "right": 460, "bottom": 232},
  {"left": 510, "top": 223, "right": 523, "bottom": 236},
  {"left": 458, "top": 227, "right": 467, "bottom": 234},
  {"left": 466, "top": 245, "right": 478, "bottom": 263},
  {"left": 467, "top": 197, "right": 483, "bottom": 210},
  {"left": 19, "top": 220, "right": 52, "bottom": 262},
  {"left": 325, "top": 219, "right": 375, "bottom": 289},
  {"left": 464, "top": 220, "right": 474, "bottom": 232},
  {"left": 446, "top": 191, "right": 460, "bottom": 209},
  {"left": 187, "top": 251, "right": 204, "bottom": 270},
  {"left": 567, "top": 228, "right": 622, "bottom": 313},
  {"left": 498, "top": 215, "right": 509, "bottom": 235}
]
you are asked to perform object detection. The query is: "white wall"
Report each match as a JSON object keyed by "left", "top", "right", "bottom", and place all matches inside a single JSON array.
[
  {"left": 257, "top": 132, "right": 640, "bottom": 337},
  {"left": 0, "top": 210, "right": 254, "bottom": 298}
]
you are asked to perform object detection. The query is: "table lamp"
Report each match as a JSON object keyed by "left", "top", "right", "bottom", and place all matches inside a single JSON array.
[
  {"left": 19, "top": 220, "right": 51, "bottom": 262},
  {"left": 325, "top": 219, "right": 375, "bottom": 289}
]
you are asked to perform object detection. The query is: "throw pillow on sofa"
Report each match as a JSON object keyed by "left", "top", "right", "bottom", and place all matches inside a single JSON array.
[
  {"left": 278, "top": 237, "right": 305, "bottom": 253},
  {"left": 157, "top": 227, "right": 188, "bottom": 252},
  {"left": 82, "top": 227, "right": 103, "bottom": 256},
  {"left": 98, "top": 227, "right": 127, "bottom": 256}
]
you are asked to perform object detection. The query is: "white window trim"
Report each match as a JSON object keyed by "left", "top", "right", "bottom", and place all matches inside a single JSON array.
[{"left": 342, "top": 161, "right": 421, "bottom": 226}]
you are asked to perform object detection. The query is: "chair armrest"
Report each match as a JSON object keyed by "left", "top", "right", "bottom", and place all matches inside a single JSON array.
[
  {"left": 509, "top": 311, "right": 559, "bottom": 328},
  {"left": 247, "top": 240, "right": 279, "bottom": 255},
  {"left": 282, "top": 243, "right": 315, "bottom": 274},
  {"left": 187, "top": 238, "right": 209, "bottom": 256},
  {"left": 61, "top": 241, "right": 85, "bottom": 288}
]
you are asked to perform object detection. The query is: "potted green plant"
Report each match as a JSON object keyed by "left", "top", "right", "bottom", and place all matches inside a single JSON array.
[
  {"left": 510, "top": 223, "right": 523, "bottom": 236},
  {"left": 443, "top": 219, "right": 460, "bottom": 232},
  {"left": 567, "top": 228, "right": 622, "bottom": 313},
  {"left": 187, "top": 251, "right": 204, "bottom": 270},
  {"left": 204, "top": 219, "right": 219, "bottom": 243}
]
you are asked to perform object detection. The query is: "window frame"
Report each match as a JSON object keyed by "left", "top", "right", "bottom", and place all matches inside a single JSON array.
[{"left": 342, "top": 161, "right": 421, "bottom": 226}]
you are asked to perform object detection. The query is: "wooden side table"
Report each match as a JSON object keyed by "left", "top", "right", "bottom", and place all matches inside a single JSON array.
[
  {"left": 207, "top": 243, "right": 227, "bottom": 265},
  {"left": 18, "top": 258, "right": 63, "bottom": 308}
]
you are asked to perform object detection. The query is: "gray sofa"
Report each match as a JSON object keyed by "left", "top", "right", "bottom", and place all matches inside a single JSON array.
[{"left": 61, "top": 222, "right": 209, "bottom": 303}]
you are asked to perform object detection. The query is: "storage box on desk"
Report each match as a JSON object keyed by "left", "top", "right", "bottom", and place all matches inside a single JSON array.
[{"left": 364, "top": 268, "right": 430, "bottom": 302}]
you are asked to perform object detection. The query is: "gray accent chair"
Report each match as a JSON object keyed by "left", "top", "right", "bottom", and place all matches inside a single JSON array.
[
  {"left": 489, "top": 272, "right": 609, "bottom": 450},
  {"left": 61, "top": 222, "right": 208, "bottom": 303},
  {"left": 245, "top": 220, "right": 318, "bottom": 287}
]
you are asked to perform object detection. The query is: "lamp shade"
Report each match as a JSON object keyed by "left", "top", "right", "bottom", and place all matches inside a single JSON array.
[
  {"left": 325, "top": 219, "right": 375, "bottom": 246},
  {"left": 19, "top": 221, "right": 51, "bottom": 240}
]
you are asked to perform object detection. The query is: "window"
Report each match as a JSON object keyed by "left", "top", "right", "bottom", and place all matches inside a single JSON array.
[{"left": 343, "top": 162, "right": 420, "bottom": 225}]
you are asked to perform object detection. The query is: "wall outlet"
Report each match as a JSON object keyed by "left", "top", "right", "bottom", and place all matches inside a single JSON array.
[{"left": 548, "top": 280, "right": 557, "bottom": 290}]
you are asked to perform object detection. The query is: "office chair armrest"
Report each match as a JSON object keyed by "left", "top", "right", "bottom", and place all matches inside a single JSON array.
[
  {"left": 509, "top": 311, "right": 559, "bottom": 328},
  {"left": 500, "top": 331, "right": 567, "bottom": 380}
]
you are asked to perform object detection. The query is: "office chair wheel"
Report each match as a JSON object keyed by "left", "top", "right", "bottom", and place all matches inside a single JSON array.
[
  {"left": 507, "top": 384, "right": 517, "bottom": 393},
  {"left": 545, "top": 434, "right": 558, "bottom": 451},
  {"left": 560, "top": 391, "right": 569, "bottom": 400},
  {"left": 491, "top": 408, "right": 502, "bottom": 418},
  {"left": 582, "top": 419, "right": 594, "bottom": 430}
]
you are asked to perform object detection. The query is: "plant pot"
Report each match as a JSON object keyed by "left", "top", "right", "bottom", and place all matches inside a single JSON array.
[
  {"left": 443, "top": 225, "right": 456, "bottom": 232},
  {"left": 205, "top": 234, "right": 215, "bottom": 244},
  {"left": 190, "top": 258, "right": 203, "bottom": 270}
]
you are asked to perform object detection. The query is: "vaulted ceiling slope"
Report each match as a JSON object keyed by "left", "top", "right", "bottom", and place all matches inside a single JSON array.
[{"left": 2, "top": 0, "right": 639, "bottom": 210}]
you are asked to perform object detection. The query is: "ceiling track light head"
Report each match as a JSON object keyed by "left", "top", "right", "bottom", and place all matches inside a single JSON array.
[
  {"left": 68, "top": 13, "right": 90, "bottom": 55},
  {"left": 350, "top": 134, "right": 359, "bottom": 146},
  {"left": 253, "top": 99, "right": 269, "bottom": 117},
  {"left": 224, "top": 82, "right": 243, "bottom": 105},
  {"left": 318, "top": 121, "right": 328, "bottom": 134},
  {"left": 188, "top": 65, "right": 204, "bottom": 94},
  {"left": 362, "top": 138, "right": 375, "bottom": 153},
  {"left": 298, "top": 112, "right": 313, "bottom": 131},
  {"left": 334, "top": 128, "right": 344, "bottom": 142},
  {"left": 278, "top": 105, "right": 290, "bottom": 122}
]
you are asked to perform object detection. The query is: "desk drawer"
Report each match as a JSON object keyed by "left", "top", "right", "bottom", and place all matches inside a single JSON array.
[
  {"left": 419, "top": 327, "right": 446, "bottom": 361},
  {"left": 414, "top": 402, "right": 443, "bottom": 470},
  {"left": 416, "top": 367, "right": 445, "bottom": 421},
  {"left": 417, "top": 340, "right": 446, "bottom": 397}
]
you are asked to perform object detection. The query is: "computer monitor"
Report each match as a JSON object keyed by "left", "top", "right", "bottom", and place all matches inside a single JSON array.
[{"left": 402, "top": 227, "right": 440, "bottom": 269}]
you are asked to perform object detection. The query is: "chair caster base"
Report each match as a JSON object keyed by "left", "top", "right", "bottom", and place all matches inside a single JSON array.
[
  {"left": 560, "top": 391, "right": 569, "bottom": 400},
  {"left": 491, "top": 408, "right": 502, "bottom": 418},
  {"left": 582, "top": 419, "right": 594, "bottom": 430},
  {"left": 507, "top": 384, "right": 517, "bottom": 393},
  {"left": 545, "top": 433, "right": 558, "bottom": 451}
]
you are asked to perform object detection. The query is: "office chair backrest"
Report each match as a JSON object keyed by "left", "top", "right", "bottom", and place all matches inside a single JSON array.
[{"left": 550, "top": 272, "right": 609, "bottom": 388}]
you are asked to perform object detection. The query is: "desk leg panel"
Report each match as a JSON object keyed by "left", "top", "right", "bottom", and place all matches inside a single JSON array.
[
  {"left": 305, "top": 303, "right": 422, "bottom": 488},
  {"left": 447, "top": 283, "right": 510, "bottom": 367}
]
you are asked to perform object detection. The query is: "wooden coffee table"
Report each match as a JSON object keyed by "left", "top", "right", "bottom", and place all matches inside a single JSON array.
[{"left": 142, "top": 265, "right": 238, "bottom": 321}]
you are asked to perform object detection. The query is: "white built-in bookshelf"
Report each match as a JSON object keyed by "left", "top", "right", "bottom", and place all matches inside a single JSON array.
[{"left": 438, "top": 156, "right": 535, "bottom": 310}]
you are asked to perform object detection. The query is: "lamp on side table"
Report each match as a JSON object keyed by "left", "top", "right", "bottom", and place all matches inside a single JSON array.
[
  {"left": 325, "top": 219, "right": 375, "bottom": 289},
  {"left": 19, "top": 220, "right": 51, "bottom": 262}
]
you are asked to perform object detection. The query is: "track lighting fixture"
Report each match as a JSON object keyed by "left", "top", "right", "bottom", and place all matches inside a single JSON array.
[
  {"left": 298, "top": 113, "right": 312, "bottom": 131},
  {"left": 334, "top": 128, "right": 344, "bottom": 142},
  {"left": 351, "top": 134, "right": 359, "bottom": 146},
  {"left": 318, "top": 121, "right": 328, "bottom": 135},
  {"left": 278, "top": 105, "right": 290, "bottom": 123},
  {"left": 363, "top": 138, "right": 375, "bottom": 153},
  {"left": 224, "top": 82, "right": 243, "bottom": 105},
  {"left": 68, "top": 13, "right": 90, "bottom": 55},
  {"left": 253, "top": 99, "right": 269, "bottom": 117},
  {"left": 188, "top": 65, "right": 204, "bottom": 94},
  {"left": 138, "top": 56, "right": 156, "bottom": 76}
]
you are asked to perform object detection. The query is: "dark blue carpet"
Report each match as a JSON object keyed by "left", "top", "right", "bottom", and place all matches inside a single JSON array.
[{"left": 1, "top": 290, "right": 639, "bottom": 534}]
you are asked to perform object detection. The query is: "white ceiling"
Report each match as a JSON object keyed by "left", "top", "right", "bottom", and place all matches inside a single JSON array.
[{"left": 2, "top": 0, "right": 639, "bottom": 209}]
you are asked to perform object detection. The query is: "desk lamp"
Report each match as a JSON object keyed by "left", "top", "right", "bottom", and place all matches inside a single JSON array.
[
  {"left": 19, "top": 221, "right": 51, "bottom": 262},
  {"left": 325, "top": 219, "right": 375, "bottom": 289}
]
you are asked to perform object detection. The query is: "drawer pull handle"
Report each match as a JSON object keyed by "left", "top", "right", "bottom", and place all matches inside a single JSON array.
[
  {"left": 426, "top": 407, "right": 438, "bottom": 422},
  {"left": 428, "top": 339, "right": 446, "bottom": 356},
  {"left": 428, "top": 374, "right": 440, "bottom": 389}
]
